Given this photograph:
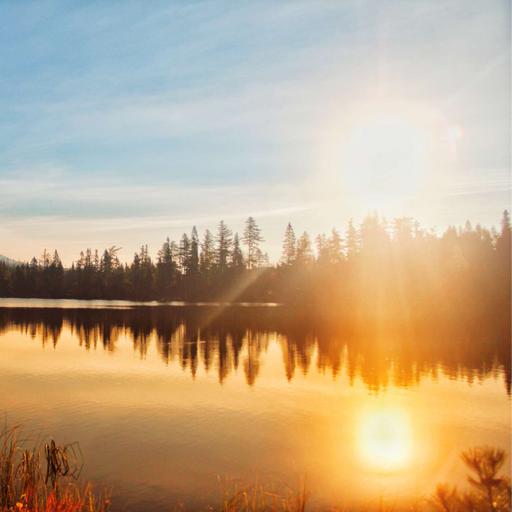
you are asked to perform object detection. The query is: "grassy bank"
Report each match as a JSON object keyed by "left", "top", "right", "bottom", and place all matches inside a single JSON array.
[{"left": 1, "top": 427, "right": 509, "bottom": 512}]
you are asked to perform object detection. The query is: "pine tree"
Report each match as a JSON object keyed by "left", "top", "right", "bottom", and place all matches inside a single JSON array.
[
  {"left": 101, "top": 249, "right": 111, "bottom": 273},
  {"left": 315, "top": 233, "right": 328, "bottom": 263},
  {"left": 170, "top": 241, "right": 179, "bottom": 266},
  {"left": 84, "top": 248, "right": 93, "bottom": 269},
  {"left": 76, "top": 251, "right": 85, "bottom": 271},
  {"left": 281, "top": 222, "right": 296, "bottom": 265},
  {"left": 200, "top": 229, "right": 215, "bottom": 273},
  {"left": 328, "top": 228, "right": 343, "bottom": 264},
  {"left": 190, "top": 227, "right": 199, "bottom": 274},
  {"left": 101, "top": 246, "right": 121, "bottom": 273},
  {"left": 231, "top": 233, "right": 244, "bottom": 269},
  {"left": 179, "top": 234, "right": 191, "bottom": 274},
  {"left": 156, "top": 237, "right": 176, "bottom": 298},
  {"left": 497, "top": 209, "right": 511, "bottom": 253},
  {"left": 49, "top": 250, "right": 64, "bottom": 297},
  {"left": 497, "top": 210, "right": 511, "bottom": 288},
  {"left": 216, "top": 220, "right": 233, "bottom": 270},
  {"left": 129, "top": 250, "right": 142, "bottom": 299},
  {"left": 129, "top": 246, "right": 153, "bottom": 299},
  {"left": 296, "top": 232, "right": 313, "bottom": 264},
  {"left": 51, "top": 250, "right": 62, "bottom": 269},
  {"left": 142, "top": 245, "right": 153, "bottom": 298},
  {"left": 242, "top": 217, "right": 264, "bottom": 269},
  {"left": 40, "top": 249, "right": 50, "bottom": 269},
  {"left": 258, "top": 249, "right": 269, "bottom": 267},
  {"left": 157, "top": 237, "right": 172, "bottom": 266},
  {"left": 346, "top": 219, "right": 359, "bottom": 258}
]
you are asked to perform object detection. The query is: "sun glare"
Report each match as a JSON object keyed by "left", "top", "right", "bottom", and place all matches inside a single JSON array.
[
  {"left": 340, "top": 102, "right": 445, "bottom": 210},
  {"left": 358, "top": 407, "right": 413, "bottom": 472}
]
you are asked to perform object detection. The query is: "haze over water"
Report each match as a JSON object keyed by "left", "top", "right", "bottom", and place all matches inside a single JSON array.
[{"left": 0, "top": 300, "right": 509, "bottom": 511}]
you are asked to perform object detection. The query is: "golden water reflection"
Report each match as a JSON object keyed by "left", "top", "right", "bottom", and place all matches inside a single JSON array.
[
  {"left": 0, "top": 304, "right": 510, "bottom": 510},
  {"left": 358, "top": 407, "right": 413, "bottom": 472},
  {"left": 0, "top": 306, "right": 509, "bottom": 393}
]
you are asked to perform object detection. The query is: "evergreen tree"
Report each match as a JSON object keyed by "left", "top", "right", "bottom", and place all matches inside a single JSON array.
[
  {"left": 140, "top": 245, "right": 153, "bottom": 298},
  {"left": 0, "top": 262, "right": 10, "bottom": 296},
  {"left": 40, "top": 249, "right": 50, "bottom": 269},
  {"left": 258, "top": 249, "right": 269, "bottom": 267},
  {"left": 157, "top": 237, "right": 176, "bottom": 298},
  {"left": 296, "top": 232, "right": 313, "bottom": 264},
  {"left": 157, "top": 238, "right": 172, "bottom": 266},
  {"left": 130, "top": 251, "right": 142, "bottom": 296},
  {"left": 170, "top": 241, "right": 180, "bottom": 267},
  {"left": 242, "top": 217, "right": 264, "bottom": 269},
  {"left": 216, "top": 220, "right": 233, "bottom": 270},
  {"left": 231, "top": 233, "right": 244, "bottom": 269},
  {"left": 328, "top": 228, "right": 343, "bottom": 264},
  {"left": 281, "top": 222, "right": 296, "bottom": 265},
  {"left": 200, "top": 229, "right": 215, "bottom": 274},
  {"left": 346, "top": 219, "right": 359, "bottom": 258},
  {"left": 190, "top": 227, "right": 200, "bottom": 274},
  {"left": 100, "top": 247, "right": 114, "bottom": 273},
  {"left": 84, "top": 248, "right": 93, "bottom": 269},
  {"left": 51, "top": 250, "right": 62, "bottom": 269},
  {"left": 497, "top": 210, "right": 511, "bottom": 255},
  {"left": 49, "top": 250, "right": 64, "bottom": 296},
  {"left": 315, "top": 234, "right": 328, "bottom": 263},
  {"left": 179, "top": 234, "right": 191, "bottom": 274}
]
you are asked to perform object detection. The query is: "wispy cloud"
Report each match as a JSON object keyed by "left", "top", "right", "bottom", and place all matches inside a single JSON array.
[{"left": 0, "top": 0, "right": 509, "bottom": 261}]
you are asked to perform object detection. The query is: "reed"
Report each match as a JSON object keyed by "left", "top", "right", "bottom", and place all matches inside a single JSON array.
[
  {"left": 0, "top": 427, "right": 109, "bottom": 512},
  {"left": 220, "top": 478, "right": 307, "bottom": 512}
]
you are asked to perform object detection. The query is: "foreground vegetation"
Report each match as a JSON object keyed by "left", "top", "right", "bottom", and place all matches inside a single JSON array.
[
  {"left": 0, "top": 427, "right": 109, "bottom": 512},
  {"left": 1, "top": 426, "right": 509, "bottom": 512},
  {"left": 432, "top": 447, "right": 510, "bottom": 512}
]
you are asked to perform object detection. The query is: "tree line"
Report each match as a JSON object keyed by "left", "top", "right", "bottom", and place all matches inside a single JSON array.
[{"left": 0, "top": 212, "right": 510, "bottom": 323}]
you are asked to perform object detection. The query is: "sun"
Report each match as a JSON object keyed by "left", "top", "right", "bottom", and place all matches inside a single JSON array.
[
  {"left": 357, "top": 407, "right": 413, "bottom": 472},
  {"left": 340, "top": 101, "right": 441, "bottom": 210}
]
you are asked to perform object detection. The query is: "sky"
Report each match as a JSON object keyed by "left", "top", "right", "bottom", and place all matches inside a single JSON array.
[{"left": 0, "top": 0, "right": 510, "bottom": 264}]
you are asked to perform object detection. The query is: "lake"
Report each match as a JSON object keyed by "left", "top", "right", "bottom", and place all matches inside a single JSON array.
[{"left": 0, "top": 299, "right": 510, "bottom": 510}]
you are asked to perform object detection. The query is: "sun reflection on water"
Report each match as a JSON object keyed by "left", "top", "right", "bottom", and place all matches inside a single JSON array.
[{"left": 358, "top": 407, "right": 413, "bottom": 472}]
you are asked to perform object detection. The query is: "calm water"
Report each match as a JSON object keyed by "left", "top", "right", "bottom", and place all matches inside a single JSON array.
[{"left": 0, "top": 299, "right": 510, "bottom": 510}]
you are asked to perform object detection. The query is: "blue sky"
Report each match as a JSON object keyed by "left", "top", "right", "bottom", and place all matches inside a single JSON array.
[{"left": 0, "top": 0, "right": 510, "bottom": 263}]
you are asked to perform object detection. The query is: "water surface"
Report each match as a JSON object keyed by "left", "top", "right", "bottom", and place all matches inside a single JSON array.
[{"left": 0, "top": 299, "right": 509, "bottom": 510}]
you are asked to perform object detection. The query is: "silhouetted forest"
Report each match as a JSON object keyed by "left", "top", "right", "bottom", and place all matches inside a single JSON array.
[
  {"left": 0, "top": 305, "right": 509, "bottom": 393},
  {"left": 0, "top": 212, "right": 510, "bottom": 327}
]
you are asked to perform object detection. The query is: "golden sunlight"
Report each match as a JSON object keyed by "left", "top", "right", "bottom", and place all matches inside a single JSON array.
[
  {"left": 340, "top": 101, "right": 452, "bottom": 209},
  {"left": 357, "top": 407, "right": 413, "bottom": 472}
]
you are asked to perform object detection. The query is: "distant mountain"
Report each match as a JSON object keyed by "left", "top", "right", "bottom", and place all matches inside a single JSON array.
[{"left": 0, "top": 254, "right": 19, "bottom": 266}]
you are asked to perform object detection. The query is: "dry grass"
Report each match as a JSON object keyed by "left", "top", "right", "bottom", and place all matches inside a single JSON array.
[
  {"left": 218, "top": 447, "right": 511, "bottom": 512},
  {"left": 0, "top": 427, "right": 109, "bottom": 512},
  {"left": 220, "top": 478, "right": 307, "bottom": 512}
]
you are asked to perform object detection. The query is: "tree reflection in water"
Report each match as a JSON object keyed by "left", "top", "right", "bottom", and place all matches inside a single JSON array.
[{"left": 0, "top": 306, "right": 509, "bottom": 394}]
